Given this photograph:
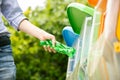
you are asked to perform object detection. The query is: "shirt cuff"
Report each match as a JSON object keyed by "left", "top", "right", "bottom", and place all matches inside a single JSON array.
[{"left": 10, "top": 13, "right": 28, "bottom": 30}]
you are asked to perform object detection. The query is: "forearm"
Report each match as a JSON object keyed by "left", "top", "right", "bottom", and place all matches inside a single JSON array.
[
  {"left": 18, "top": 20, "right": 44, "bottom": 40},
  {"left": 18, "top": 20, "right": 56, "bottom": 45}
]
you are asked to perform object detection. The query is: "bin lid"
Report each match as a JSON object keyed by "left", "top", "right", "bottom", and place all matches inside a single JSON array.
[
  {"left": 67, "top": 3, "right": 94, "bottom": 34},
  {"left": 62, "top": 26, "right": 79, "bottom": 47}
]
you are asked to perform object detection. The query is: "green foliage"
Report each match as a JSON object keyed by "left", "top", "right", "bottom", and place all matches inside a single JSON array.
[
  {"left": 4, "top": 0, "right": 88, "bottom": 80},
  {"left": 5, "top": 0, "right": 77, "bottom": 80}
]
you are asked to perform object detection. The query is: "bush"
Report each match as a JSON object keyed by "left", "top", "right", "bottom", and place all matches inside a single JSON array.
[{"left": 7, "top": 0, "right": 71, "bottom": 80}]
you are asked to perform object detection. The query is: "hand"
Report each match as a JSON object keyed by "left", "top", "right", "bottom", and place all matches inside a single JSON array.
[
  {"left": 18, "top": 20, "right": 56, "bottom": 53},
  {"left": 39, "top": 30, "right": 56, "bottom": 53}
]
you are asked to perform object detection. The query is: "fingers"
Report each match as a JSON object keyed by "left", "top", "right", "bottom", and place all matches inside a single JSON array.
[
  {"left": 42, "top": 32, "right": 56, "bottom": 45},
  {"left": 51, "top": 36, "right": 56, "bottom": 47},
  {"left": 40, "top": 30, "right": 56, "bottom": 53},
  {"left": 43, "top": 45, "right": 47, "bottom": 52},
  {"left": 45, "top": 33, "right": 56, "bottom": 47},
  {"left": 43, "top": 45, "right": 56, "bottom": 53}
]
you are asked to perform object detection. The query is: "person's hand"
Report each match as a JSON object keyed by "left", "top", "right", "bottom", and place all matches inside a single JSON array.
[
  {"left": 39, "top": 30, "right": 56, "bottom": 53},
  {"left": 18, "top": 20, "right": 56, "bottom": 53}
]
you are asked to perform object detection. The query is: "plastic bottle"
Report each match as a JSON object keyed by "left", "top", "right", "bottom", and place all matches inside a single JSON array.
[{"left": 40, "top": 40, "right": 76, "bottom": 58}]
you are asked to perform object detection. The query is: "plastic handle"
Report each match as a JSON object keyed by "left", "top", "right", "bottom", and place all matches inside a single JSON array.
[{"left": 40, "top": 40, "right": 76, "bottom": 58}]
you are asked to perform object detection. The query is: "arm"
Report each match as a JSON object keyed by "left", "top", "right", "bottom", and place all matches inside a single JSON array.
[
  {"left": 1, "top": 0, "right": 56, "bottom": 52},
  {"left": 18, "top": 19, "right": 56, "bottom": 45},
  {"left": 19, "top": 20, "right": 56, "bottom": 53}
]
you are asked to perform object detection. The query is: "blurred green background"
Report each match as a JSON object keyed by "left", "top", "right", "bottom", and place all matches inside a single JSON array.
[{"left": 3, "top": 0, "right": 88, "bottom": 80}]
